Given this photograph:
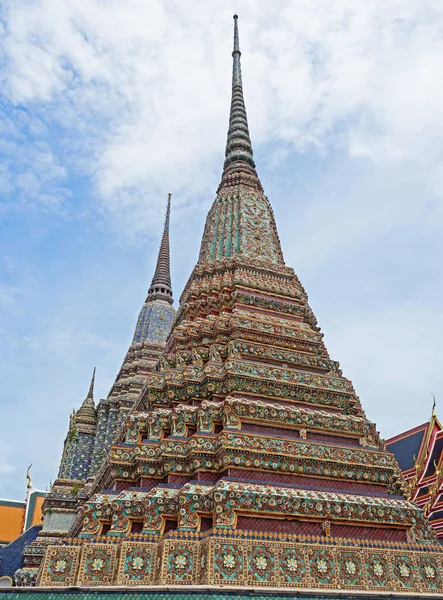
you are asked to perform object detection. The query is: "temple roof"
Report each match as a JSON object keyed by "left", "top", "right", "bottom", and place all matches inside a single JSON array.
[
  {"left": 424, "top": 430, "right": 443, "bottom": 478},
  {"left": 386, "top": 422, "right": 428, "bottom": 472},
  {"left": 386, "top": 409, "right": 443, "bottom": 538},
  {"left": 386, "top": 409, "right": 443, "bottom": 474},
  {"left": 0, "top": 490, "right": 45, "bottom": 546}
]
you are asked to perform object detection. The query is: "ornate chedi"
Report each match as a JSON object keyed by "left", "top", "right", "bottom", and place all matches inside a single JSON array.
[
  {"left": 38, "top": 369, "right": 98, "bottom": 539},
  {"left": 58, "top": 369, "right": 98, "bottom": 484},
  {"left": 387, "top": 404, "right": 443, "bottom": 541},
  {"left": 15, "top": 196, "right": 176, "bottom": 587},
  {"left": 36, "top": 16, "right": 443, "bottom": 596},
  {"left": 87, "top": 193, "right": 175, "bottom": 481}
]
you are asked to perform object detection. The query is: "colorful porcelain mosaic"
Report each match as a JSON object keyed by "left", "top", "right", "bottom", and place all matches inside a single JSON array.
[
  {"left": 75, "top": 480, "right": 432, "bottom": 542},
  {"left": 19, "top": 193, "right": 176, "bottom": 586},
  {"left": 124, "top": 396, "right": 379, "bottom": 443},
  {"left": 33, "top": 15, "right": 443, "bottom": 594},
  {"left": 39, "top": 534, "right": 443, "bottom": 593},
  {"left": 133, "top": 299, "right": 176, "bottom": 344}
]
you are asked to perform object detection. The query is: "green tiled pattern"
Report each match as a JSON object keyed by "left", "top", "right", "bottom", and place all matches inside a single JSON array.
[{"left": 1, "top": 592, "right": 441, "bottom": 600}]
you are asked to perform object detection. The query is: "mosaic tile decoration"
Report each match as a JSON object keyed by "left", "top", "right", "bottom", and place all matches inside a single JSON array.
[
  {"left": 38, "top": 546, "right": 81, "bottom": 587},
  {"left": 29, "top": 16, "right": 443, "bottom": 597},
  {"left": 4, "top": 592, "right": 443, "bottom": 600},
  {"left": 133, "top": 299, "right": 175, "bottom": 344},
  {"left": 76, "top": 543, "right": 119, "bottom": 586},
  {"left": 37, "top": 533, "right": 443, "bottom": 594}
]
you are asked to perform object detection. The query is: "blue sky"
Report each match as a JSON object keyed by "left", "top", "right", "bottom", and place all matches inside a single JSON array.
[{"left": 1, "top": 0, "right": 443, "bottom": 499}]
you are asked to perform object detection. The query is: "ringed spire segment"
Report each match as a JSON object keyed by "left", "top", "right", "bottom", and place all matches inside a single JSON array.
[
  {"left": 223, "top": 14, "right": 256, "bottom": 173},
  {"left": 147, "top": 193, "right": 173, "bottom": 304},
  {"left": 132, "top": 192, "right": 176, "bottom": 344}
]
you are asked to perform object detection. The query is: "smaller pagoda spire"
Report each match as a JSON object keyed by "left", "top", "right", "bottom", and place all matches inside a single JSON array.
[
  {"left": 77, "top": 367, "right": 96, "bottom": 414},
  {"left": 87, "top": 367, "right": 96, "bottom": 400},
  {"left": 146, "top": 193, "right": 173, "bottom": 304}
]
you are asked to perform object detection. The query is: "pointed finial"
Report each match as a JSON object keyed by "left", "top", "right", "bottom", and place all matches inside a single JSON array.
[
  {"left": 432, "top": 393, "right": 437, "bottom": 417},
  {"left": 233, "top": 15, "right": 240, "bottom": 52},
  {"left": 146, "top": 194, "right": 173, "bottom": 304},
  {"left": 165, "top": 193, "right": 171, "bottom": 231},
  {"left": 87, "top": 367, "right": 96, "bottom": 399},
  {"left": 77, "top": 368, "right": 97, "bottom": 414},
  {"left": 232, "top": 14, "right": 241, "bottom": 86}
]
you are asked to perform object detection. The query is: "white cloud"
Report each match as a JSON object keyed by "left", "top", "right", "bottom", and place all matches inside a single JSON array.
[
  {"left": 0, "top": 110, "right": 68, "bottom": 213},
  {"left": 24, "top": 330, "right": 120, "bottom": 361},
  {"left": 1, "top": 0, "right": 443, "bottom": 233}
]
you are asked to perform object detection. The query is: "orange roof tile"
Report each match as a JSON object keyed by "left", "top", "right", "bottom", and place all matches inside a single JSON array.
[{"left": 0, "top": 501, "right": 25, "bottom": 544}]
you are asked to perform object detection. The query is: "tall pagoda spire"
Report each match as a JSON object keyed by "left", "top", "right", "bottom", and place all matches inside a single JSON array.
[
  {"left": 132, "top": 193, "right": 175, "bottom": 344},
  {"left": 20, "top": 201, "right": 177, "bottom": 587},
  {"left": 146, "top": 193, "right": 173, "bottom": 304},
  {"left": 197, "top": 15, "right": 284, "bottom": 266},
  {"left": 223, "top": 15, "right": 256, "bottom": 174}
]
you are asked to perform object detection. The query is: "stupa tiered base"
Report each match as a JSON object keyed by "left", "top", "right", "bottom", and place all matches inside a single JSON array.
[{"left": 38, "top": 530, "right": 443, "bottom": 593}]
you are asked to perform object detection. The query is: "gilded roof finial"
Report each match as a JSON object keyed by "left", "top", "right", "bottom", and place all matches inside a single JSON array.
[
  {"left": 432, "top": 392, "right": 437, "bottom": 418},
  {"left": 26, "top": 464, "right": 32, "bottom": 491}
]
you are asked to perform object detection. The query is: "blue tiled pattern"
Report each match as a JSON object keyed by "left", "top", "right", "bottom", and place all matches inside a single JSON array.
[
  {"left": 88, "top": 403, "right": 109, "bottom": 477},
  {"left": 57, "top": 434, "right": 76, "bottom": 480},
  {"left": 103, "top": 407, "right": 118, "bottom": 462},
  {"left": 58, "top": 432, "right": 95, "bottom": 481},
  {"left": 386, "top": 429, "right": 426, "bottom": 471},
  {"left": 133, "top": 299, "right": 175, "bottom": 344},
  {"left": 68, "top": 433, "right": 95, "bottom": 480},
  {"left": 0, "top": 526, "right": 41, "bottom": 580}
]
